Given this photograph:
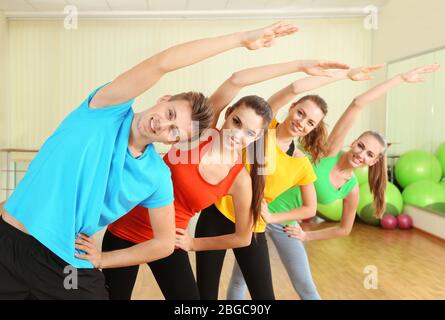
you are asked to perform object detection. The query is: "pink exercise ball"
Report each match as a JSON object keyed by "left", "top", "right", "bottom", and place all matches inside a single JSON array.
[
  {"left": 397, "top": 214, "right": 413, "bottom": 230},
  {"left": 380, "top": 215, "right": 398, "bottom": 230}
]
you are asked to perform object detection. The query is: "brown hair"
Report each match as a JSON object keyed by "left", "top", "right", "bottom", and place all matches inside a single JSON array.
[
  {"left": 232, "top": 95, "right": 273, "bottom": 229},
  {"left": 291, "top": 95, "right": 328, "bottom": 164},
  {"left": 359, "top": 131, "right": 388, "bottom": 219},
  {"left": 170, "top": 92, "right": 213, "bottom": 140}
]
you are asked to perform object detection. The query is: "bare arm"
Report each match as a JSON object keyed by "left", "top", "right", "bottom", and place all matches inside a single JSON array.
[
  {"left": 209, "top": 60, "right": 350, "bottom": 127},
  {"left": 267, "top": 64, "right": 383, "bottom": 119},
  {"left": 0, "top": 201, "right": 5, "bottom": 216},
  {"left": 326, "top": 63, "right": 440, "bottom": 156},
  {"left": 190, "top": 169, "right": 253, "bottom": 251},
  {"left": 75, "top": 204, "right": 176, "bottom": 268},
  {"left": 261, "top": 183, "right": 317, "bottom": 225},
  {"left": 90, "top": 21, "right": 298, "bottom": 109},
  {"left": 268, "top": 71, "right": 346, "bottom": 119},
  {"left": 287, "top": 186, "right": 359, "bottom": 241}
]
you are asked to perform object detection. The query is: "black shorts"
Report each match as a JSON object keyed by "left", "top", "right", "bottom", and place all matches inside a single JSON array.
[{"left": 0, "top": 217, "right": 109, "bottom": 300}]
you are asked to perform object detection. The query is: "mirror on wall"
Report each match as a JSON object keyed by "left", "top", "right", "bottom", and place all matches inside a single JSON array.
[{"left": 386, "top": 47, "right": 445, "bottom": 215}]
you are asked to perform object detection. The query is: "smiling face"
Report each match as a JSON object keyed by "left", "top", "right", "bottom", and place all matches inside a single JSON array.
[
  {"left": 347, "top": 133, "right": 386, "bottom": 168},
  {"left": 137, "top": 97, "right": 193, "bottom": 144},
  {"left": 221, "top": 105, "right": 267, "bottom": 150},
  {"left": 283, "top": 99, "right": 326, "bottom": 137}
]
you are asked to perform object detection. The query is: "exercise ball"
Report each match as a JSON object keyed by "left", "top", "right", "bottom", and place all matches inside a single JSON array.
[
  {"left": 354, "top": 167, "right": 369, "bottom": 185},
  {"left": 395, "top": 150, "right": 442, "bottom": 188},
  {"left": 440, "top": 180, "right": 445, "bottom": 191},
  {"left": 435, "top": 142, "right": 445, "bottom": 176},
  {"left": 386, "top": 182, "right": 405, "bottom": 214},
  {"left": 317, "top": 199, "right": 343, "bottom": 222},
  {"left": 380, "top": 215, "right": 398, "bottom": 230},
  {"left": 402, "top": 180, "right": 445, "bottom": 208},
  {"left": 357, "top": 182, "right": 403, "bottom": 226},
  {"left": 397, "top": 214, "right": 413, "bottom": 230}
]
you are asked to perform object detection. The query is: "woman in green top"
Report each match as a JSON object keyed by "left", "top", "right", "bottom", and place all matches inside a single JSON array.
[{"left": 227, "top": 63, "right": 440, "bottom": 300}]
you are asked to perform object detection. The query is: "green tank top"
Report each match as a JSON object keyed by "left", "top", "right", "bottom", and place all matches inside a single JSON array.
[
  {"left": 268, "top": 151, "right": 357, "bottom": 225},
  {"left": 313, "top": 151, "right": 358, "bottom": 204}
]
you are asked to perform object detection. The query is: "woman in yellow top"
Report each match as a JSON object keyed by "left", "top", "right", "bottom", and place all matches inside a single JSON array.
[
  {"left": 197, "top": 110, "right": 319, "bottom": 300},
  {"left": 177, "top": 61, "right": 387, "bottom": 300}
]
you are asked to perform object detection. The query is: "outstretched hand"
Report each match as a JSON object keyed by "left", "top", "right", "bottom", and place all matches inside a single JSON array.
[
  {"left": 347, "top": 64, "right": 385, "bottom": 81},
  {"left": 300, "top": 60, "right": 350, "bottom": 77},
  {"left": 242, "top": 21, "right": 299, "bottom": 50},
  {"left": 401, "top": 63, "right": 440, "bottom": 83}
]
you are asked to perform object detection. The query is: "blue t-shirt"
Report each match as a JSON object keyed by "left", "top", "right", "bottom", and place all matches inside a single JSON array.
[{"left": 4, "top": 84, "right": 174, "bottom": 268}]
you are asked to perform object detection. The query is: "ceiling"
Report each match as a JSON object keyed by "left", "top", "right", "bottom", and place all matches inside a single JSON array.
[{"left": 0, "top": 0, "right": 391, "bottom": 19}]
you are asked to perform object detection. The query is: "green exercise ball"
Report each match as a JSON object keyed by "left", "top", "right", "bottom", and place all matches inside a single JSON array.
[
  {"left": 395, "top": 150, "right": 442, "bottom": 188},
  {"left": 317, "top": 199, "right": 343, "bottom": 222},
  {"left": 354, "top": 167, "right": 369, "bottom": 185},
  {"left": 357, "top": 182, "right": 404, "bottom": 226},
  {"left": 402, "top": 180, "right": 445, "bottom": 208},
  {"left": 440, "top": 180, "right": 445, "bottom": 191},
  {"left": 436, "top": 142, "right": 445, "bottom": 176}
]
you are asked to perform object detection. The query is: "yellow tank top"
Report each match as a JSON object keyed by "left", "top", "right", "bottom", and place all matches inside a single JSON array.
[{"left": 214, "top": 118, "right": 317, "bottom": 233}]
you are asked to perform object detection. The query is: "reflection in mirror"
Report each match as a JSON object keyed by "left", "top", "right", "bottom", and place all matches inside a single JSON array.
[{"left": 386, "top": 48, "right": 445, "bottom": 215}]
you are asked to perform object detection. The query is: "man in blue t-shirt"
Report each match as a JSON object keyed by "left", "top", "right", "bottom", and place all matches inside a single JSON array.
[{"left": 0, "top": 22, "right": 298, "bottom": 299}]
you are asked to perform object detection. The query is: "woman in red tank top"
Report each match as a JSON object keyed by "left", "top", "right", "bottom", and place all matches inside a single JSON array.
[{"left": 103, "top": 84, "right": 273, "bottom": 300}]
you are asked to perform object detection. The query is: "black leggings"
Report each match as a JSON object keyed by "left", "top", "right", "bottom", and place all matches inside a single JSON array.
[
  {"left": 102, "top": 230, "right": 199, "bottom": 300},
  {"left": 195, "top": 204, "right": 275, "bottom": 300}
]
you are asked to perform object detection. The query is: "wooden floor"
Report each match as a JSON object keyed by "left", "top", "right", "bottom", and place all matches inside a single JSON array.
[{"left": 129, "top": 221, "right": 445, "bottom": 300}]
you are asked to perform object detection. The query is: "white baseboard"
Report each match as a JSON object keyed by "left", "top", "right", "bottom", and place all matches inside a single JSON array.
[{"left": 405, "top": 205, "right": 445, "bottom": 240}]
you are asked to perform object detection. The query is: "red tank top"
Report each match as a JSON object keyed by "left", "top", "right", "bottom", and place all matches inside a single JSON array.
[{"left": 107, "top": 132, "right": 245, "bottom": 244}]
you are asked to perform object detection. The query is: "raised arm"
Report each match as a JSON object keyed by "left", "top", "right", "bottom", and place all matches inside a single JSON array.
[
  {"left": 326, "top": 63, "right": 440, "bottom": 156},
  {"left": 209, "top": 60, "right": 350, "bottom": 128},
  {"left": 90, "top": 21, "right": 298, "bottom": 109},
  {"left": 267, "top": 64, "right": 383, "bottom": 119}
]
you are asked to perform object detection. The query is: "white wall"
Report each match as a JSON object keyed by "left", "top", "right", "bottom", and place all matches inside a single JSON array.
[
  {"left": 7, "top": 19, "right": 372, "bottom": 154},
  {"left": 371, "top": 0, "right": 445, "bottom": 133},
  {"left": 373, "top": 0, "right": 445, "bottom": 63},
  {"left": 0, "top": 11, "right": 8, "bottom": 202}
]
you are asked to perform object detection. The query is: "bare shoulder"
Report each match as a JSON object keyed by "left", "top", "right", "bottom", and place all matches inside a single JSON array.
[
  {"left": 229, "top": 168, "right": 252, "bottom": 195},
  {"left": 345, "top": 185, "right": 359, "bottom": 200}
]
